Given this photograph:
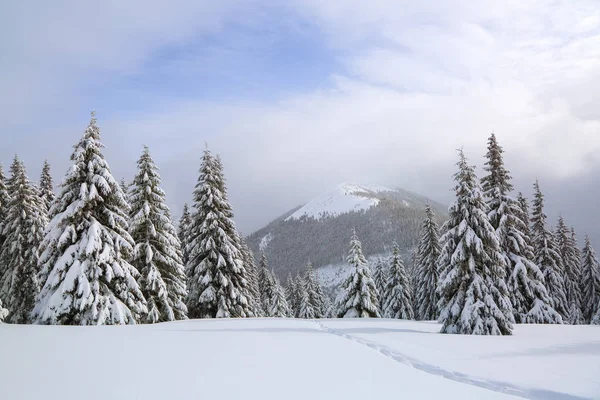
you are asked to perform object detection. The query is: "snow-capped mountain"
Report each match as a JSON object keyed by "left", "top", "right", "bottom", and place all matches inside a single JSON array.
[{"left": 247, "top": 183, "right": 447, "bottom": 290}]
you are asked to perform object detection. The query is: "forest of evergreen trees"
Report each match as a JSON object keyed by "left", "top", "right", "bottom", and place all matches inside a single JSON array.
[{"left": 0, "top": 113, "right": 599, "bottom": 334}]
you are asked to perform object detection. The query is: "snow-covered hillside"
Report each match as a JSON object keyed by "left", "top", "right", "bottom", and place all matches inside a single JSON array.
[
  {"left": 1, "top": 319, "right": 598, "bottom": 400},
  {"left": 286, "top": 183, "right": 394, "bottom": 221}
]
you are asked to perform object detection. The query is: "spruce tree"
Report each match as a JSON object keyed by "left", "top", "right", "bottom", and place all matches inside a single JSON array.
[
  {"left": 531, "top": 181, "right": 569, "bottom": 318},
  {"left": 555, "top": 218, "right": 584, "bottom": 324},
  {"left": 285, "top": 273, "right": 297, "bottom": 317},
  {"left": 240, "top": 241, "right": 261, "bottom": 316},
  {"left": 336, "top": 229, "right": 380, "bottom": 318},
  {"left": 581, "top": 236, "right": 600, "bottom": 323},
  {"left": 371, "top": 257, "right": 388, "bottom": 313},
  {"left": 186, "top": 149, "right": 254, "bottom": 318},
  {"left": 414, "top": 205, "right": 441, "bottom": 320},
  {"left": 382, "top": 243, "right": 414, "bottom": 319},
  {"left": 293, "top": 274, "right": 304, "bottom": 317},
  {"left": 34, "top": 112, "right": 147, "bottom": 325},
  {"left": 0, "top": 157, "right": 47, "bottom": 323},
  {"left": 0, "top": 164, "right": 10, "bottom": 278},
  {"left": 259, "top": 253, "right": 276, "bottom": 312},
  {"left": 129, "top": 146, "right": 187, "bottom": 323},
  {"left": 39, "top": 160, "right": 55, "bottom": 215},
  {"left": 267, "top": 273, "right": 291, "bottom": 317},
  {"left": 297, "top": 279, "right": 315, "bottom": 319},
  {"left": 437, "top": 150, "right": 513, "bottom": 335},
  {"left": 178, "top": 203, "right": 192, "bottom": 267},
  {"left": 480, "top": 135, "right": 558, "bottom": 324},
  {"left": 304, "top": 260, "right": 327, "bottom": 318},
  {"left": 0, "top": 298, "right": 7, "bottom": 322}
]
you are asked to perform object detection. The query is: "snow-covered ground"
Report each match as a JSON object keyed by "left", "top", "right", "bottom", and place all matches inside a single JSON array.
[
  {"left": 285, "top": 183, "right": 393, "bottom": 221},
  {"left": 1, "top": 319, "right": 598, "bottom": 400}
]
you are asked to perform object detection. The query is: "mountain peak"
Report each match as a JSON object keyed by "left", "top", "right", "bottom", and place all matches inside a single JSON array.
[{"left": 286, "top": 182, "right": 395, "bottom": 221}]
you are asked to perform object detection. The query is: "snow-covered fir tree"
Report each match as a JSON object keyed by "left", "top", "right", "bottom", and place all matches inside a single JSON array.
[
  {"left": 240, "top": 241, "right": 261, "bottom": 315},
  {"left": 34, "top": 112, "right": 147, "bottom": 325},
  {"left": 178, "top": 203, "right": 192, "bottom": 267},
  {"left": 266, "top": 273, "right": 291, "bottom": 317},
  {"left": 531, "top": 181, "right": 568, "bottom": 319},
  {"left": 414, "top": 205, "right": 441, "bottom": 320},
  {"left": 259, "top": 252, "right": 276, "bottom": 312},
  {"left": 336, "top": 229, "right": 380, "bottom": 318},
  {"left": 382, "top": 243, "right": 414, "bottom": 319},
  {"left": 304, "top": 260, "right": 327, "bottom": 318},
  {"left": 480, "top": 135, "right": 559, "bottom": 324},
  {"left": 128, "top": 146, "right": 187, "bottom": 323},
  {"left": 39, "top": 160, "right": 55, "bottom": 215},
  {"left": 0, "top": 157, "right": 47, "bottom": 323},
  {"left": 285, "top": 273, "right": 297, "bottom": 316},
  {"left": 0, "top": 164, "right": 9, "bottom": 271},
  {"left": 293, "top": 274, "right": 304, "bottom": 317},
  {"left": 437, "top": 150, "right": 513, "bottom": 335},
  {"left": 297, "top": 279, "right": 315, "bottom": 319},
  {"left": 186, "top": 148, "right": 254, "bottom": 318},
  {"left": 555, "top": 218, "right": 584, "bottom": 324},
  {"left": 580, "top": 236, "right": 600, "bottom": 323},
  {"left": 371, "top": 257, "right": 388, "bottom": 313},
  {"left": 0, "top": 298, "right": 7, "bottom": 322}
]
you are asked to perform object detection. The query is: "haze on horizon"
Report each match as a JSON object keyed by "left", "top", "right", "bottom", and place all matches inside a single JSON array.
[{"left": 2, "top": 0, "right": 600, "bottom": 243}]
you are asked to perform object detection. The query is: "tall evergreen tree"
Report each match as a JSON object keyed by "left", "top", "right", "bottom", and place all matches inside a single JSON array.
[
  {"left": 240, "top": 241, "right": 261, "bottom": 315},
  {"left": 382, "top": 243, "right": 414, "bottom": 319},
  {"left": 580, "top": 236, "right": 600, "bottom": 323},
  {"left": 293, "top": 274, "right": 304, "bottom": 317},
  {"left": 336, "top": 229, "right": 380, "bottom": 318},
  {"left": 39, "top": 160, "right": 55, "bottom": 215},
  {"left": 259, "top": 252, "right": 275, "bottom": 312},
  {"left": 437, "top": 150, "right": 513, "bottom": 335},
  {"left": 371, "top": 257, "right": 388, "bottom": 313},
  {"left": 531, "top": 181, "right": 568, "bottom": 319},
  {"left": 34, "top": 113, "right": 147, "bottom": 325},
  {"left": 266, "top": 273, "right": 291, "bottom": 318},
  {"left": 178, "top": 203, "right": 192, "bottom": 267},
  {"left": 128, "top": 146, "right": 187, "bottom": 323},
  {"left": 285, "top": 273, "right": 297, "bottom": 316},
  {"left": 0, "top": 164, "right": 10, "bottom": 279},
  {"left": 555, "top": 217, "right": 584, "bottom": 324},
  {"left": 0, "top": 298, "right": 7, "bottom": 322},
  {"left": 297, "top": 279, "right": 315, "bottom": 319},
  {"left": 186, "top": 149, "right": 254, "bottom": 318},
  {"left": 304, "top": 260, "right": 327, "bottom": 318},
  {"left": 0, "top": 157, "right": 47, "bottom": 323},
  {"left": 414, "top": 205, "right": 441, "bottom": 320}
]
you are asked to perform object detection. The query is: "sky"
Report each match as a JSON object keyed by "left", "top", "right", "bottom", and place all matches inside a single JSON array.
[{"left": 2, "top": 0, "right": 600, "bottom": 244}]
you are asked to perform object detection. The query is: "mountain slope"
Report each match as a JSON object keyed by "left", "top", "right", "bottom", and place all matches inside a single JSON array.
[{"left": 247, "top": 183, "right": 447, "bottom": 284}]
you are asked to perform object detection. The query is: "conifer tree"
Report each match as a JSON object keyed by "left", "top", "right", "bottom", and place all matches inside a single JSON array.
[
  {"left": 0, "top": 157, "right": 47, "bottom": 323},
  {"left": 119, "top": 178, "right": 129, "bottom": 194},
  {"left": 39, "top": 160, "right": 55, "bottom": 215},
  {"left": 293, "top": 274, "right": 304, "bottom": 317},
  {"left": 555, "top": 218, "right": 584, "bottom": 324},
  {"left": 0, "top": 298, "right": 7, "bottom": 322},
  {"left": 531, "top": 181, "right": 568, "bottom": 318},
  {"left": 480, "top": 135, "right": 558, "bottom": 324},
  {"left": 516, "top": 193, "right": 532, "bottom": 241},
  {"left": 178, "top": 203, "right": 192, "bottom": 267},
  {"left": 304, "top": 260, "right": 327, "bottom": 318},
  {"left": 336, "top": 229, "right": 380, "bottom": 318},
  {"left": 581, "top": 236, "right": 600, "bottom": 323},
  {"left": 372, "top": 257, "right": 388, "bottom": 313},
  {"left": 129, "top": 146, "right": 187, "bottom": 323},
  {"left": 0, "top": 164, "right": 9, "bottom": 276},
  {"left": 414, "top": 205, "right": 441, "bottom": 320},
  {"left": 297, "top": 279, "right": 315, "bottom": 319},
  {"left": 267, "top": 273, "right": 291, "bottom": 317},
  {"left": 240, "top": 241, "right": 261, "bottom": 315},
  {"left": 437, "top": 150, "right": 513, "bottom": 335},
  {"left": 382, "top": 243, "right": 414, "bottom": 319},
  {"left": 285, "top": 273, "right": 297, "bottom": 316},
  {"left": 186, "top": 149, "right": 253, "bottom": 318},
  {"left": 34, "top": 112, "right": 147, "bottom": 325},
  {"left": 259, "top": 253, "right": 276, "bottom": 312}
]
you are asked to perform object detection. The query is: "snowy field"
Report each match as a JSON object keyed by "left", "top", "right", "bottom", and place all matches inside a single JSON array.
[{"left": 1, "top": 319, "right": 598, "bottom": 400}]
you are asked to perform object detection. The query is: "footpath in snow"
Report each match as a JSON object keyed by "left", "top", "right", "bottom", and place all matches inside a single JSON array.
[{"left": 0, "top": 319, "right": 598, "bottom": 400}]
